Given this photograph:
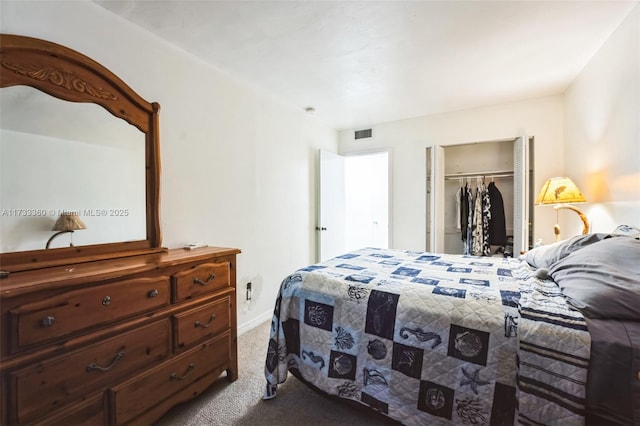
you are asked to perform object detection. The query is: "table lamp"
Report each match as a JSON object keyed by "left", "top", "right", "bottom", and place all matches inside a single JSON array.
[
  {"left": 46, "top": 212, "right": 87, "bottom": 249},
  {"left": 536, "top": 176, "right": 589, "bottom": 241}
]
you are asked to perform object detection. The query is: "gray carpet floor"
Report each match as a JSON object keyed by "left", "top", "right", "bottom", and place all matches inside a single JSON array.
[{"left": 155, "top": 319, "right": 397, "bottom": 425}]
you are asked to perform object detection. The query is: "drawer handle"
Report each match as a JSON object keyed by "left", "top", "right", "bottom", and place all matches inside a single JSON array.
[
  {"left": 148, "top": 289, "right": 159, "bottom": 298},
  {"left": 86, "top": 351, "right": 124, "bottom": 372},
  {"left": 41, "top": 315, "right": 56, "bottom": 328},
  {"left": 170, "top": 362, "right": 195, "bottom": 381},
  {"left": 193, "top": 273, "right": 216, "bottom": 286},
  {"left": 194, "top": 314, "right": 217, "bottom": 328},
  {"left": 102, "top": 296, "right": 111, "bottom": 306}
]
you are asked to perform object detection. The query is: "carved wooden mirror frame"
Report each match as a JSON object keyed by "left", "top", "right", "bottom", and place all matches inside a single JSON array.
[{"left": 0, "top": 34, "right": 163, "bottom": 271}]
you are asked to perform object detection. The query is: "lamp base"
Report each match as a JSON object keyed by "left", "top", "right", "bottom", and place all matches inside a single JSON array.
[
  {"left": 45, "top": 230, "right": 74, "bottom": 249},
  {"left": 553, "top": 205, "right": 589, "bottom": 239}
]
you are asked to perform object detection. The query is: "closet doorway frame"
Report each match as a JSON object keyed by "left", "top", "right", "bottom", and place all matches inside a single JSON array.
[{"left": 426, "top": 136, "right": 535, "bottom": 255}]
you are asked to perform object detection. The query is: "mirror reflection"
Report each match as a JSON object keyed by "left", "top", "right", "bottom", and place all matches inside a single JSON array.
[{"left": 0, "top": 86, "right": 146, "bottom": 252}]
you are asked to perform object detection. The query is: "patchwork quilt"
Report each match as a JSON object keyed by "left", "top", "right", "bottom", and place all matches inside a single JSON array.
[{"left": 264, "top": 248, "right": 591, "bottom": 425}]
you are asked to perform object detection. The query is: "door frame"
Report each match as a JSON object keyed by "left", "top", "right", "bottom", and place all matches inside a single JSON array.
[{"left": 317, "top": 148, "right": 393, "bottom": 262}]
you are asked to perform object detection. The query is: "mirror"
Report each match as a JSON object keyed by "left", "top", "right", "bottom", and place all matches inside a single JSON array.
[
  {"left": 1, "top": 86, "right": 147, "bottom": 252},
  {"left": 0, "top": 34, "right": 162, "bottom": 271}
]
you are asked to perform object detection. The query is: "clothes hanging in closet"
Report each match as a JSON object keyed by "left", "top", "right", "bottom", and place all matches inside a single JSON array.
[
  {"left": 457, "top": 179, "right": 506, "bottom": 256},
  {"left": 487, "top": 181, "right": 507, "bottom": 246},
  {"left": 464, "top": 184, "right": 474, "bottom": 255},
  {"left": 471, "top": 181, "right": 491, "bottom": 256},
  {"left": 481, "top": 184, "right": 492, "bottom": 256}
]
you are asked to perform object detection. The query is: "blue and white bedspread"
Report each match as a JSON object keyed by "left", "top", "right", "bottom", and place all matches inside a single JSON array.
[{"left": 264, "top": 248, "right": 591, "bottom": 425}]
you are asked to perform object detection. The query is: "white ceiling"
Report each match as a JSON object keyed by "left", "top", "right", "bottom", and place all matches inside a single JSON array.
[{"left": 95, "top": 1, "right": 637, "bottom": 130}]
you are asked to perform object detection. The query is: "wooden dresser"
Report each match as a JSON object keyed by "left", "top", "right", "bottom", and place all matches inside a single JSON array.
[{"left": 0, "top": 246, "right": 240, "bottom": 425}]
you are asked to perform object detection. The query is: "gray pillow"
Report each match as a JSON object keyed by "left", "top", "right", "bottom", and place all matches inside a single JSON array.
[
  {"left": 524, "top": 233, "right": 609, "bottom": 269},
  {"left": 548, "top": 236, "right": 640, "bottom": 319}
]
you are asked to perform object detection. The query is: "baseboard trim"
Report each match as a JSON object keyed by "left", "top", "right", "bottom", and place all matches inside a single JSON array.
[{"left": 237, "top": 310, "right": 272, "bottom": 336}]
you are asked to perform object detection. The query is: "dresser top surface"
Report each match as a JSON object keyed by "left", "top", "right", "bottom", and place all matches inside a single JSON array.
[{"left": 0, "top": 246, "right": 240, "bottom": 298}]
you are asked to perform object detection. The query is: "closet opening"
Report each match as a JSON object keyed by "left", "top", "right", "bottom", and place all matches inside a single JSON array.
[{"left": 426, "top": 137, "right": 534, "bottom": 256}]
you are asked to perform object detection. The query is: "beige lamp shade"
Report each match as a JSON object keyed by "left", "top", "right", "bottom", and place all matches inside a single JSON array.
[
  {"left": 52, "top": 212, "right": 87, "bottom": 231},
  {"left": 536, "top": 177, "right": 586, "bottom": 205}
]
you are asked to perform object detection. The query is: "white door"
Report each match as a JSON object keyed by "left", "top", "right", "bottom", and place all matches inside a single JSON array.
[
  {"left": 318, "top": 150, "right": 346, "bottom": 262},
  {"left": 426, "top": 146, "right": 445, "bottom": 253},
  {"left": 513, "top": 135, "right": 531, "bottom": 254}
]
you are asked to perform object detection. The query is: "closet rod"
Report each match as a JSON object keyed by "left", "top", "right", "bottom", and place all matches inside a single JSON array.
[{"left": 444, "top": 170, "right": 514, "bottom": 180}]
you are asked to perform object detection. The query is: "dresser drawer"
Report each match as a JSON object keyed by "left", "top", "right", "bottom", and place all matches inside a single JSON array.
[
  {"left": 32, "top": 392, "right": 106, "bottom": 426},
  {"left": 173, "top": 296, "right": 230, "bottom": 351},
  {"left": 110, "top": 332, "right": 231, "bottom": 425},
  {"left": 8, "top": 319, "right": 171, "bottom": 424},
  {"left": 10, "top": 276, "right": 170, "bottom": 351},
  {"left": 172, "top": 262, "right": 229, "bottom": 302}
]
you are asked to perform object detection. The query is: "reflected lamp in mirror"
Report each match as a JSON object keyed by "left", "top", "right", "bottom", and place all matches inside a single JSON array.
[
  {"left": 536, "top": 176, "right": 589, "bottom": 241},
  {"left": 46, "top": 212, "right": 87, "bottom": 249}
]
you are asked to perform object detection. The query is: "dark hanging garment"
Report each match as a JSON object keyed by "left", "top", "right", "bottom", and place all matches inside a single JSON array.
[
  {"left": 487, "top": 182, "right": 507, "bottom": 246},
  {"left": 460, "top": 184, "right": 468, "bottom": 242}
]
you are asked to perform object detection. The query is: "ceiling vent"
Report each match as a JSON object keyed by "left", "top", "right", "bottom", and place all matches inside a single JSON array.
[{"left": 354, "top": 128, "right": 373, "bottom": 140}]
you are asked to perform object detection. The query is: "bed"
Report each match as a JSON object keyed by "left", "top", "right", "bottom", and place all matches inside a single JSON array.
[{"left": 263, "top": 227, "right": 639, "bottom": 425}]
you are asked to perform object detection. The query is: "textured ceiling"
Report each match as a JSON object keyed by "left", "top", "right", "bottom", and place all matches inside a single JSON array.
[{"left": 96, "top": 1, "right": 637, "bottom": 130}]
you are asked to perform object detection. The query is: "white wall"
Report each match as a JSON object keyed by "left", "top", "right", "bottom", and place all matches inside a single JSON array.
[
  {"left": 0, "top": 1, "right": 338, "bottom": 332},
  {"left": 339, "top": 95, "right": 565, "bottom": 249},
  {"left": 564, "top": 4, "right": 640, "bottom": 233}
]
